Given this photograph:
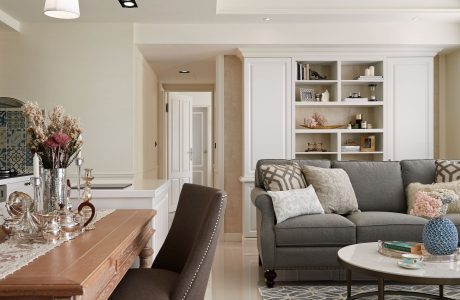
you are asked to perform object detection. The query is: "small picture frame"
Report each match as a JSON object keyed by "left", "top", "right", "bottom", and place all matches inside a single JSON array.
[
  {"left": 300, "top": 88, "right": 315, "bottom": 102},
  {"left": 360, "top": 135, "right": 376, "bottom": 152}
]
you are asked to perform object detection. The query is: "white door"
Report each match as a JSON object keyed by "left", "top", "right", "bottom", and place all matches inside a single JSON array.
[
  {"left": 387, "top": 57, "right": 434, "bottom": 160},
  {"left": 168, "top": 93, "right": 193, "bottom": 214},
  {"left": 192, "top": 107, "right": 208, "bottom": 186}
]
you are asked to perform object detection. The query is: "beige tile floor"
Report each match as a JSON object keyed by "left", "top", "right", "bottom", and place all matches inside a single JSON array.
[{"left": 205, "top": 239, "right": 263, "bottom": 300}]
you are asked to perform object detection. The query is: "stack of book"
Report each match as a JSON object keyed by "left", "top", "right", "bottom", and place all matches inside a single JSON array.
[
  {"left": 354, "top": 75, "right": 383, "bottom": 81},
  {"left": 342, "top": 97, "right": 369, "bottom": 102},
  {"left": 381, "top": 241, "right": 423, "bottom": 255},
  {"left": 297, "top": 63, "right": 310, "bottom": 80}
]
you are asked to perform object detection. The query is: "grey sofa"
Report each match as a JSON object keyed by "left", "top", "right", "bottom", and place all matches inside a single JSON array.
[{"left": 251, "top": 159, "right": 460, "bottom": 287}]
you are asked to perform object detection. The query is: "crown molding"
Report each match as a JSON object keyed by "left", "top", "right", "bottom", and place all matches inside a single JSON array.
[{"left": 237, "top": 46, "right": 444, "bottom": 59}]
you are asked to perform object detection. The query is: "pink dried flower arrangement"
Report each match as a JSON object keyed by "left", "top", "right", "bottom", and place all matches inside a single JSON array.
[
  {"left": 22, "top": 102, "right": 82, "bottom": 169},
  {"left": 410, "top": 191, "right": 444, "bottom": 219}
]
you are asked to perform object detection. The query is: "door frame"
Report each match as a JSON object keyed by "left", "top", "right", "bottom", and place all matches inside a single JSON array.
[
  {"left": 192, "top": 104, "right": 213, "bottom": 187},
  {"left": 160, "top": 85, "right": 219, "bottom": 189}
]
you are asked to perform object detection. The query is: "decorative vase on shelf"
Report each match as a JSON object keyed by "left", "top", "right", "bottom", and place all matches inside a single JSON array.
[
  {"left": 422, "top": 217, "right": 458, "bottom": 256},
  {"left": 43, "top": 168, "right": 67, "bottom": 212}
]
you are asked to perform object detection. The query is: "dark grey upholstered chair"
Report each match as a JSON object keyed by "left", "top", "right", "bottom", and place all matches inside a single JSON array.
[{"left": 110, "top": 183, "right": 227, "bottom": 300}]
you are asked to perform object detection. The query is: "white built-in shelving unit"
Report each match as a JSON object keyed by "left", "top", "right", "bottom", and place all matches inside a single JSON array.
[
  {"left": 238, "top": 48, "right": 437, "bottom": 238},
  {"left": 293, "top": 59, "right": 385, "bottom": 161}
]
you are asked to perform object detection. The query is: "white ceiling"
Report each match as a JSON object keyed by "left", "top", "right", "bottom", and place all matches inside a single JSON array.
[
  {"left": 0, "top": 0, "right": 460, "bottom": 24},
  {"left": 1, "top": 0, "right": 460, "bottom": 84}
]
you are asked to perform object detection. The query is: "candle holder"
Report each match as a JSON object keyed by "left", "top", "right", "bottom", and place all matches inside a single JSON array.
[
  {"left": 80, "top": 168, "right": 96, "bottom": 230},
  {"left": 75, "top": 157, "right": 84, "bottom": 202}
]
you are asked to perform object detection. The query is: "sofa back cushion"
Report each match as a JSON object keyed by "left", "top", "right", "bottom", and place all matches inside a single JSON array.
[
  {"left": 255, "top": 159, "right": 331, "bottom": 188},
  {"left": 400, "top": 159, "right": 436, "bottom": 188},
  {"left": 332, "top": 161, "right": 406, "bottom": 212}
]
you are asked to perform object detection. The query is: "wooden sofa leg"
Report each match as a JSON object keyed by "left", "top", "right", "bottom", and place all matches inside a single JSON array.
[{"left": 264, "top": 270, "right": 277, "bottom": 288}]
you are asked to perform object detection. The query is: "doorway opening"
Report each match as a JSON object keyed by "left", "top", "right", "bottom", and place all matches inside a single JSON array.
[{"left": 164, "top": 90, "right": 214, "bottom": 224}]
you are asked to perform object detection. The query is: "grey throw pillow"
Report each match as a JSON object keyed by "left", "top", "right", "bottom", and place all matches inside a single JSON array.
[
  {"left": 436, "top": 160, "right": 460, "bottom": 183},
  {"left": 301, "top": 165, "right": 359, "bottom": 214},
  {"left": 406, "top": 181, "right": 460, "bottom": 214},
  {"left": 268, "top": 185, "right": 324, "bottom": 223},
  {"left": 260, "top": 163, "right": 307, "bottom": 191}
]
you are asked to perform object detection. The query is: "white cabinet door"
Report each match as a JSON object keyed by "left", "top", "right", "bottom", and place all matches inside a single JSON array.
[
  {"left": 386, "top": 57, "right": 434, "bottom": 160},
  {"left": 243, "top": 58, "right": 292, "bottom": 177}
]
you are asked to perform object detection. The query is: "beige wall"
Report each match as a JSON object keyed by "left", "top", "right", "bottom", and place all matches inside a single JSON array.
[
  {"left": 442, "top": 49, "right": 460, "bottom": 159},
  {"left": 134, "top": 48, "right": 159, "bottom": 183},
  {"left": 0, "top": 23, "right": 136, "bottom": 181},
  {"left": 224, "top": 55, "right": 243, "bottom": 234}
]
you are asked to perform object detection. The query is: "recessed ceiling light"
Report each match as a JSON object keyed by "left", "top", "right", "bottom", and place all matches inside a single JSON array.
[
  {"left": 179, "top": 70, "right": 191, "bottom": 74},
  {"left": 263, "top": 17, "right": 272, "bottom": 22},
  {"left": 118, "top": 0, "right": 137, "bottom": 8}
]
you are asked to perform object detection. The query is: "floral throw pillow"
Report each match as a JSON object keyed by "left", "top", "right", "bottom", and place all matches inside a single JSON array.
[
  {"left": 260, "top": 163, "right": 307, "bottom": 191},
  {"left": 268, "top": 185, "right": 324, "bottom": 223},
  {"left": 406, "top": 181, "right": 460, "bottom": 214}
]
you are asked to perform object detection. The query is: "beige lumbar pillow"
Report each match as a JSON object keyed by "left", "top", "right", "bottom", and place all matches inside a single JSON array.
[
  {"left": 406, "top": 181, "right": 460, "bottom": 214},
  {"left": 301, "top": 165, "right": 359, "bottom": 214}
]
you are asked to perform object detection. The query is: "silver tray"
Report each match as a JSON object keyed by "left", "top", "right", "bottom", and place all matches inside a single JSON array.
[{"left": 377, "top": 241, "right": 460, "bottom": 263}]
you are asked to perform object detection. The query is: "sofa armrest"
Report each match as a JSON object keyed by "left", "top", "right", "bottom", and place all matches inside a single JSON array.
[{"left": 251, "top": 187, "right": 276, "bottom": 269}]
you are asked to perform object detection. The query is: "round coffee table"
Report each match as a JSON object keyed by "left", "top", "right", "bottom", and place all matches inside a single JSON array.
[{"left": 338, "top": 242, "right": 460, "bottom": 300}]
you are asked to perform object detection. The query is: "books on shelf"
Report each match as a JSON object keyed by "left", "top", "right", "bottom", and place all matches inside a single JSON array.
[
  {"left": 354, "top": 75, "right": 383, "bottom": 81},
  {"left": 297, "top": 63, "right": 310, "bottom": 80},
  {"left": 341, "top": 146, "right": 360, "bottom": 152},
  {"left": 342, "top": 97, "right": 369, "bottom": 102},
  {"left": 381, "top": 241, "right": 422, "bottom": 254}
]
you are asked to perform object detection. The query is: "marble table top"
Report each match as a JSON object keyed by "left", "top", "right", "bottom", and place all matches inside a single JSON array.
[{"left": 338, "top": 242, "right": 460, "bottom": 280}]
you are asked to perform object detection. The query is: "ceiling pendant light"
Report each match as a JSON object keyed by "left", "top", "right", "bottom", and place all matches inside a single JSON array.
[
  {"left": 44, "top": 0, "right": 80, "bottom": 19},
  {"left": 118, "top": 0, "right": 138, "bottom": 8}
]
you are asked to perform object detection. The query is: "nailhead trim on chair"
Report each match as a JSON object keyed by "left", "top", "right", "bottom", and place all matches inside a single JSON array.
[{"left": 181, "top": 194, "right": 227, "bottom": 300}]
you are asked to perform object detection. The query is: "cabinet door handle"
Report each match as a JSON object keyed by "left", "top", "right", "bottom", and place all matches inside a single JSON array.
[{"left": 24, "top": 182, "right": 31, "bottom": 186}]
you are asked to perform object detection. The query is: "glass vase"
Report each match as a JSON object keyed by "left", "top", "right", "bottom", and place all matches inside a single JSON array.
[
  {"left": 423, "top": 217, "right": 459, "bottom": 255},
  {"left": 14, "top": 197, "right": 41, "bottom": 242},
  {"left": 43, "top": 168, "right": 67, "bottom": 212}
]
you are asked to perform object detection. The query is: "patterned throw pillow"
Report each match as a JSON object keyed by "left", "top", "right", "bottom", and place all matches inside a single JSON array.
[
  {"left": 436, "top": 160, "right": 460, "bottom": 183},
  {"left": 260, "top": 163, "right": 307, "bottom": 191},
  {"left": 268, "top": 185, "right": 324, "bottom": 223},
  {"left": 301, "top": 165, "right": 359, "bottom": 214},
  {"left": 406, "top": 181, "right": 460, "bottom": 214}
]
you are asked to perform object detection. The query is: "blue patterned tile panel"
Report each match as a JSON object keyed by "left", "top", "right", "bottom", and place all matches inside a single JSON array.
[
  {"left": 25, "top": 148, "right": 33, "bottom": 167},
  {"left": 0, "top": 127, "right": 6, "bottom": 149},
  {"left": 0, "top": 149, "right": 6, "bottom": 169},
  {"left": 0, "top": 112, "right": 6, "bottom": 126},
  {"left": 6, "top": 111, "right": 25, "bottom": 129},
  {"left": 0, "top": 109, "right": 30, "bottom": 172},
  {"left": 7, "top": 147, "right": 25, "bottom": 173},
  {"left": 7, "top": 128, "right": 26, "bottom": 148}
]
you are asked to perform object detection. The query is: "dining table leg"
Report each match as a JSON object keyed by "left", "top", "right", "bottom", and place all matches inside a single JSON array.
[{"left": 439, "top": 285, "right": 444, "bottom": 298}]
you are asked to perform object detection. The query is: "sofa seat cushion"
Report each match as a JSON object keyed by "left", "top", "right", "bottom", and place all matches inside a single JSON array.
[
  {"left": 346, "top": 212, "right": 427, "bottom": 243},
  {"left": 275, "top": 214, "right": 356, "bottom": 247}
]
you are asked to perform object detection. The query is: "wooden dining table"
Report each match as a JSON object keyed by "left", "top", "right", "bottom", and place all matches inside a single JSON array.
[{"left": 0, "top": 209, "right": 156, "bottom": 300}]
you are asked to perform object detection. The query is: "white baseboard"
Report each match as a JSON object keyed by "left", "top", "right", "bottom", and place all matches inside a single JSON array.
[{"left": 224, "top": 233, "right": 242, "bottom": 242}]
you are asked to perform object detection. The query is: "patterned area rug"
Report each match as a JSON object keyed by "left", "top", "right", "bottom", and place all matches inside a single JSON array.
[{"left": 259, "top": 284, "right": 460, "bottom": 299}]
